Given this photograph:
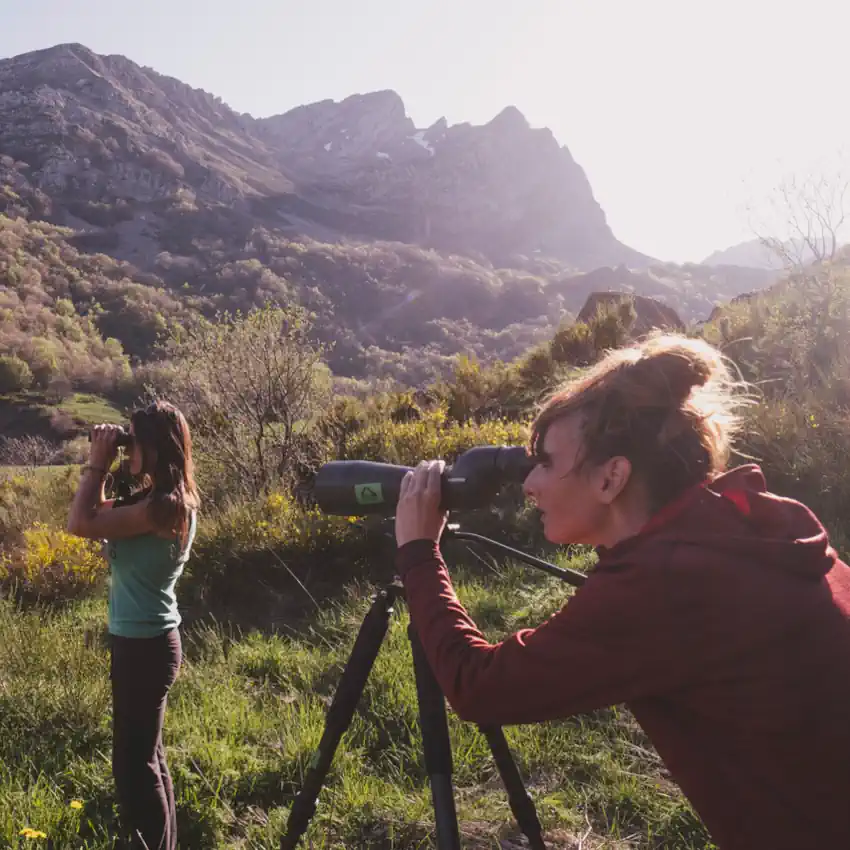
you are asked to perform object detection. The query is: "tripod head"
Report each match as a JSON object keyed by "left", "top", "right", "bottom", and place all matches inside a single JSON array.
[
  {"left": 443, "top": 525, "right": 587, "bottom": 587},
  {"left": 363, "top": 515, "right": 587, "bottom": 589}
]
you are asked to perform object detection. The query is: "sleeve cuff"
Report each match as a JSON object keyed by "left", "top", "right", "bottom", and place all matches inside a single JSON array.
[{"left": 395, "top": 539, "right": 443, "bottom": 579}]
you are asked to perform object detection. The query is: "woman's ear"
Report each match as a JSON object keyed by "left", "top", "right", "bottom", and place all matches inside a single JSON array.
[{"left": 595, "top": 456, "right": 632, "bottom": 505}]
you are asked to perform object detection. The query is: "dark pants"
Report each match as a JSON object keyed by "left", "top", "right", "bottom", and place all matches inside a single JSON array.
[{"left": 110, "top": 628, "right": 182, "bottom": 850}]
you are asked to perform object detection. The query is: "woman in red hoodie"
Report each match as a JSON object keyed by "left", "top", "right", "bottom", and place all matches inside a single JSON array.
[{"left": 394, "top": 333, "right": 850, "bottom": 850}]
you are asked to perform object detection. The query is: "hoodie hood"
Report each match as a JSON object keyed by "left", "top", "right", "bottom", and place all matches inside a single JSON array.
[{"left": 600, "top": 465, "right": 836, "bottom": 581}]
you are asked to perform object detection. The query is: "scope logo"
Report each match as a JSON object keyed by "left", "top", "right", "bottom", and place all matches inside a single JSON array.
[{"left": 354, "top": 483, "right": 384, "bottom": 505}]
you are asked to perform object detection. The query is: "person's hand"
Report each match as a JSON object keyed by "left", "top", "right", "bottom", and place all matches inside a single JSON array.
[
  {"left": 88, "top": 424, "right": 121, "bottom": 470},
  {"left": 395, "top": 460, "right": 449, "bottom": 547}
]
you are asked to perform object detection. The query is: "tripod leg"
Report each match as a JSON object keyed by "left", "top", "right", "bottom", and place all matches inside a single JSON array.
[
  {"left": 479, "top": 726, "right": 548, "bottom": 850},
  {"left": 280, "top": 586, "right": 400, "bottom": 850},
  {"left": 408, "top": 624, "right": 462, "bottom": 850}
]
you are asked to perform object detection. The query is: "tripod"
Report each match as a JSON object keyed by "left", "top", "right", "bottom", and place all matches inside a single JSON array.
[{"left": 280, "top": 527, "right": 586, "bottom": 850}]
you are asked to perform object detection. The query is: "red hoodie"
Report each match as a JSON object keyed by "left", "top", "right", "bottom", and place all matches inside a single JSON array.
[{"left": 396, "top": 465, "right": 850, "bottom": 850}]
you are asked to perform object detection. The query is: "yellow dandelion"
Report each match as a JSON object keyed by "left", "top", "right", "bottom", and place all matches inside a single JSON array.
[
  {"left": 19, "top": 827, "right": 48, "bottom": 839},
  {"left": 70, "top": 799, "right": 84, "bottom": 809}
]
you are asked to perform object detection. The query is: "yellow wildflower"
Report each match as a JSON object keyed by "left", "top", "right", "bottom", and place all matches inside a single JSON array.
[
  {"left": 19, "top": 827, "right": 48, "bottom": 839},
  {"left": 70, "top": 799, "right": 84, "bottom": 809}
]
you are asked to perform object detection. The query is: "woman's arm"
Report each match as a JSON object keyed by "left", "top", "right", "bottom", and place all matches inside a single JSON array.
[
  {"left": 398, "top": 542, "right": 696, "bottom": 725},
  {"left": 67, "top": 467, "right": 154, "bottom": 540},
  {"left": 393, "top": 461, "right": 703, "bottom": 727},
  {"left": 67, "top": 426, "right": 154, "bottom": 540}
]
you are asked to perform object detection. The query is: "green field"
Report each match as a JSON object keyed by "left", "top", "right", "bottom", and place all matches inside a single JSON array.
[
  {"left": 56, "top": 394, "right": 125, "bottom": 427},
  {"left": 0, "top": 464, "right": 73, "bottom": 479},
  {"left": 0, "top": 391, "right": 124, "bottom": 444},
  {"left": 0, "top": 556, "right": 712, "bottom": 849}
]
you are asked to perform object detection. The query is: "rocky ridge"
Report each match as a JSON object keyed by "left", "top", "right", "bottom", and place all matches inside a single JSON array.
[{"left": 1, "top": 43, "right": 646, "bottom": 269}]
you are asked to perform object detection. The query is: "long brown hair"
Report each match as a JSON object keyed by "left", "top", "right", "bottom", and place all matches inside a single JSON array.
[
  {"left": 131, "top": 400, "right": 199, "bottom": 540},
  {"left": 530, "top": 333, "right": 748, "bottom": 510}
]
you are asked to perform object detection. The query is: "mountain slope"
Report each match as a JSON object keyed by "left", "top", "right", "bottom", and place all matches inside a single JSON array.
[
  {"left": 0, "top": 43, "right": 291, "bottom": 200},
  {"left": 0, "top": 43, "right": 646, "bottom": 270},
  {"left": 252, "top": 94, "right": 649, "bottom": 268},
  {"left": 1, "top": 42, "right": 783, "bottom": 392},
  {"left": 702, "top": 240, "right": 782, "bottom": 269},
  {"left": 701, "top": 236, "right": 845, "bottom": 270}
]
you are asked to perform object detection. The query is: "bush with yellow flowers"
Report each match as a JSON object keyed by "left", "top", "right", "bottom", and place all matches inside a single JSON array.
[
  {"left": 195, "top": 489, "right": 363, "bottom": 565},
  {"left": 0, "top": 522, "right": 107, "bottom": 601},
  {"left": 342, "top": 405, "right": 529, "bottom": 467}
]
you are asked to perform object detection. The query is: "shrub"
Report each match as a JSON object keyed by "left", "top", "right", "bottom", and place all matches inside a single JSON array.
[
  {"left": 339, "top": 404, "right": 529, "bottom": 466},
  {"left": 0, "top": 522, "right": 107, "bottom": 600},
  {"left": 738, "top": 394, "right": 850, "bottom": 540},
  {"left": 198, "top": 491, "right": 362, "bottom": 561},
  {"left": 161, "top": 305, "right": 331, "bottom": 500},
  {"left": 58, "top": 436, "right": 90, "bottom": 465},
  {"left": 0, "top": 436, "right": 59, "bottom": 468},
  {"left": 0, "top": 467, "right": 80, "bottom": 544},
  {"left": 0, "top": 354, "right": 33, "bottom": 392},
  {"left": 549, "top": 320, "right": 595, "bottom": 367},
  {"left": 439, "top": 356, "right": 516, "bottom": 423}
]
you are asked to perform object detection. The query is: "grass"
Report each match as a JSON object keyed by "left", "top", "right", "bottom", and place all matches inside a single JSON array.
[
  {"left": 0, "top": 465, "right": 72, "bottom": 481},
  {"left": 0, "top": 391, "right": 123, "bottom": 446},
  {"left": 0, "top": 555, "right": 714, "bottom": 849},
  {"left": 56, "top": 394, "right": 124, "bottom": 427}
]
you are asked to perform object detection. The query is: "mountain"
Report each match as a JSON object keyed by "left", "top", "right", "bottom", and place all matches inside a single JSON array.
[
  {"left": 702, "top": 240, "right": 782, "bottom": 269},
  {"left": 0, "top": 43, "right": 647, "bottom": 270},
  {"left": 251, "top": 95, "right": 650, "bottom": 269},
  {"left": 701, "top": 236, "right": 844, "bottom": 270},
  {"left": 0, "top": 43, "right": 781, "bottom": 392}
]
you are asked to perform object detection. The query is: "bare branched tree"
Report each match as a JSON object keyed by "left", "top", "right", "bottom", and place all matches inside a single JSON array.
[
  {"left": 158, "top": 304, "right": 331, "bottom": 499},
  {"left": 752, "top": 157, "right": 849, "bottom": 271},
  {"left": 0, "top": 435, "right": 59, "bottom": 469}
]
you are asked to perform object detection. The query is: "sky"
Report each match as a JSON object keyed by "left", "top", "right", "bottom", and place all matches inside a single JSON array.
[{"left": 2, "top": 0, "right": 848, "bottom": 263}]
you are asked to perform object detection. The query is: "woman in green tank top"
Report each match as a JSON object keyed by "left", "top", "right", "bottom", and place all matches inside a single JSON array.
[{"left": 68, "top": 401, "right": 199, "bottom": 850}]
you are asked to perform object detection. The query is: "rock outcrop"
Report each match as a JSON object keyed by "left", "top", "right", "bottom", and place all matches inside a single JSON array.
[{"left": 578, "top": 292, "right": 685, "bottom": 335}]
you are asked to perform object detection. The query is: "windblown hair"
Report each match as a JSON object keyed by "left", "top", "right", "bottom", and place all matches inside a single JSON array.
[
  {"left": 131, "top": 400, "right": 199, "bottom": 540},
  {"left": 530, "top": 333, "right": 748, "bottom": 510}
]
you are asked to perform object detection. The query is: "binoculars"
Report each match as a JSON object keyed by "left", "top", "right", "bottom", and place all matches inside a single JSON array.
[{"left": 87, "top": 426, "right": 134, "bottom": 448}]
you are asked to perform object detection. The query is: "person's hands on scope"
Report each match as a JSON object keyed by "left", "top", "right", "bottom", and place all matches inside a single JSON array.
[
  {"left": 395, "top": 460, "right": 449, "bottom": 547},
  {"left": 88, "top": 424, "right": 122, "bottom": 470}
]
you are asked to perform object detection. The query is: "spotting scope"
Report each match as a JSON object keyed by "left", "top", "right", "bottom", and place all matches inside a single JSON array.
[{"left": 312, "top": 446, "right": 535, "bottom": 516}]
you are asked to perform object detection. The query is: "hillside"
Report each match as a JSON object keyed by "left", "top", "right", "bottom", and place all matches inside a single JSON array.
[
  {"left": 702, "top": 239, "right": 784, "bottom": 269},
  {"left": 2, "top": 252, "right": 849, "bottom": 848},
  {"left": 0, "top": 211, "right": 778, "bottom": 395},
  {"left": 1, "top": 42, "right": 779, "bottom": 391},
  {"left": 702, "top": 236, "right": 847, "bottom": 270}
]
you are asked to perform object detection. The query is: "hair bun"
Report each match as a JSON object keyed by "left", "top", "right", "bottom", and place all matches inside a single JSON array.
[
  {"left": 638, "top": 335, "right": 727, "bottom": 405},
  {"left": 529, "top": 331, "right": 745, "bottom": 511}
]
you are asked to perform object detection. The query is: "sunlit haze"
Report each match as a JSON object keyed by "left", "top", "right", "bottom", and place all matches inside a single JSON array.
[{"left": 3, "top": 0, "right": 848, "bottom": 262}]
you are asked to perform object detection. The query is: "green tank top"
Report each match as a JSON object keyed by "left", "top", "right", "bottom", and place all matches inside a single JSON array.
[{"left": 106, "top": 510, "right": 197, "bottom": 638}]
